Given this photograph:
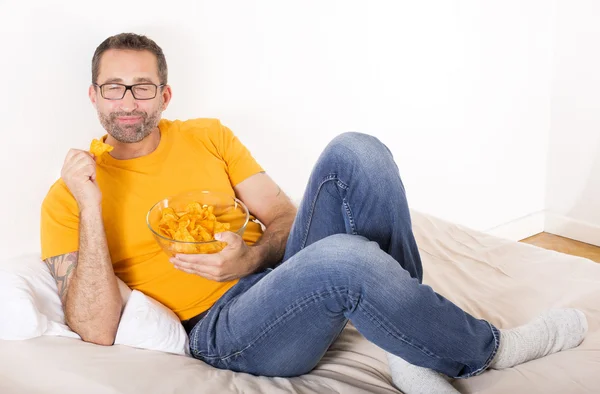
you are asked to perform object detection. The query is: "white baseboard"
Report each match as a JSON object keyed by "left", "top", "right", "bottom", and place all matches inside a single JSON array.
[
  {"left": 485, "top": 212, "right": 546, "bottom": 241},
  {"left": 545, "top": 213, "right": 600, "bottom": 247},
  {"left": 484, "top": 211, "right": 600, "bottom": 246}
]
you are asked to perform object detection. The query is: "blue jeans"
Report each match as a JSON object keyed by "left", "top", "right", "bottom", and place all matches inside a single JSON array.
[{"left": 188, "top": 132, "right": 500, "bottom": 379}]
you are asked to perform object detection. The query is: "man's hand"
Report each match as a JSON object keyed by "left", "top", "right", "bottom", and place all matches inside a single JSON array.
[
  {"left": 170, "top": 231, "right": 260, "bottom": 282},
  {"left": 61, "top": 149, "right": 101, "bottom": 211}
]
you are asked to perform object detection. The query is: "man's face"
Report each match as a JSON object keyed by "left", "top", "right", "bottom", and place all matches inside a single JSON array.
[{"left": 89, "top": 49, "right": 172, "bottom": 143}]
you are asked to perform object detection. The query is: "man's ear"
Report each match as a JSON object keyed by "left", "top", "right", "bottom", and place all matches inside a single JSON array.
[
  {"left": 89, "top": 84, "right": 98, "bottom": 108},
  {"left": 161, "top": 85, "right": 173, "bottom": 111}
]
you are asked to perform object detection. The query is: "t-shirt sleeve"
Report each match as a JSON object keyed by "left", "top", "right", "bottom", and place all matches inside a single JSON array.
[
  {"left": 40, "top": 180, "right": 80, "bottom": 260},
  {"left": 217, "top": 123, "right": 264, "bottom": 186}
]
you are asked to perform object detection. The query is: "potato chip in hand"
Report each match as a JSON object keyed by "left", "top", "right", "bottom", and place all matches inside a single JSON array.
[{"left": 90, "top": 139, "right": 114, "bottom": 157}]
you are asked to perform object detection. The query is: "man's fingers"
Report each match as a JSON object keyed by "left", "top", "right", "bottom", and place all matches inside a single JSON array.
[
  {"left": 169, "top": 232, "right": 248, "bottom": 282},
  {"left": 64, "top": 149, "right": 89, "bottom": 164},
  {"left": 63, "top": 152, "right": 96, "bottom": 178},
  {"left": 64, "top": 151, "right": 94, "bottom": 174},
  {"left": 173, "top": 253, "right": 222, "bottom": 266},
  {"left": 70, "top": 151, "right": 95, "bottom": 167},
  {"left": 174, "top": 265, "right": 217, "bottom": 279},
  {"left": 63, "top": 148, "right": 79, "bottom": 164},
  {"left": 214, "top": 231, "right": 237, "bottom": 243},
  {"left": 172, "top": 261, "right": 221, "bottom": 281},
  {"left": 215, "top": 231, "right": 244, "bottom": 251},
  {"left": 63, "top": 161, "right": 96, "bottom": 182}
]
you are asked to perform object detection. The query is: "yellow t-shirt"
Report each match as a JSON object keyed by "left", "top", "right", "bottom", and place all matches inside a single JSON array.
[{"left": 40, "top": 118, "right": 264, "bottom": 320}]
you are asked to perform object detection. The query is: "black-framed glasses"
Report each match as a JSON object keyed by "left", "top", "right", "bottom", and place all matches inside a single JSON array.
[{"left": 93, "top": 83, "right": 165, "bottom": 100}]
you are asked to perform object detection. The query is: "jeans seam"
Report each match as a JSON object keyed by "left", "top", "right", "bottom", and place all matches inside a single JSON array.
[
  {"left": 342, "top": 198, "right": 357, "bottom": 235},
  {"left": 457, "top": 322, "right": 500, "bottom": 378},
  {"left": 189, "top": 312, "right": 211, "bottom": 357},
  {"left": 300, "top": 174, "right": 348, "bottom": 249},
  {"left": 197, "top": 287, "right": 351, "bottom": 361}
]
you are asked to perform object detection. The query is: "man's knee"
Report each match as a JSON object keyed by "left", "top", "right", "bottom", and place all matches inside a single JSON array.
[
  {"left": 327, "top": 132, "right": 387, "bottom": 154},
  {"left": 307, "top": 234, "right": 383, "bottom": 275},
  {"left": 321, "top": 132, "right": 394, "bottom": 172}
]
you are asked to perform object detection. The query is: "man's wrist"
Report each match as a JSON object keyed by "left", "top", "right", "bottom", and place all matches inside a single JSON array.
[
  {"left": 79, "top": 203, "right": 102, "bottom": 217},
  {"left": 248, "top": 244, "right": 269, "bottom": 272}
]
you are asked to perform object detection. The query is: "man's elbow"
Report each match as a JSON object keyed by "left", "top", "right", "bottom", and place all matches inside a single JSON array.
[
  {"left": 87, "top": 335, "right": 115, "bottom": 346},
  {"left": 78, "top": 329, "right": 117, "bottom": 346},
  {"left": 75, "top": 333, "right": 114, "bottom": 346},
  {"left": 65, "top": 314, "right": 119, "bottom": 346}
]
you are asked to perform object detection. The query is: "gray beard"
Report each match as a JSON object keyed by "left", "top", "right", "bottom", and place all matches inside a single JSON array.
[{"left": 99, "top": 108, "right": 162, "bottom": 143}]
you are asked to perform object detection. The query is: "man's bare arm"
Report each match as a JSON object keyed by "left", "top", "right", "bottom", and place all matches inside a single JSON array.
[
  {"left": 44, "top": 251, "right": 79, "bottom": 305},
  {"left": 44, "top": 207, "right": 122, "bottom": 346},
  {"left": 234, "top": 173, "right": 297, "bottom": 270},
  {"left": 248, "top": 186, "right": 296, "bottom": 270}
]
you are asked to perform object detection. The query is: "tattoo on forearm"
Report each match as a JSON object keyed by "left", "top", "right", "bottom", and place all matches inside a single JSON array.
[{"left": 44, "top": 251, "right": 78, "bottom": 304}]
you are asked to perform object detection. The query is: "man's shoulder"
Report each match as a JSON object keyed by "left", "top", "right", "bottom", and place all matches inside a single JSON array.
[
  {"left": 163, "top": 118, "right": 224, "bottom": 134},
  {"left": 42, "top": 178, "right": 77, "bottom": 212},
  {"left": 45, "top": 178, "right": 72, "bottom": 198},
  {"left": 163, "top": 118, "right": 230, "bottom": 150}
]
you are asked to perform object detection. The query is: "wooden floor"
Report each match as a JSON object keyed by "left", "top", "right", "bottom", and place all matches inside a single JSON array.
[{"left": 520, "top": 233, "right": 600, "bottom": 263}]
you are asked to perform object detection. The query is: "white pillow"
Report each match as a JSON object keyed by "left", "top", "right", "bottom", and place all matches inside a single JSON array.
[
  {"left": 0, "top": 254, "right": 64, "bottom": 340},
  {"left": 115, "top": 290, "right": 190, "bottom": 356},
  {"left": 0, "top": 253, "right": 190, "bottom": 356}
]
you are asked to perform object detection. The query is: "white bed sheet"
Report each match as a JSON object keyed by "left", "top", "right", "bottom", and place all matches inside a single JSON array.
[{"left": 1, "top": 211, "right": 598, "bottom": 393}]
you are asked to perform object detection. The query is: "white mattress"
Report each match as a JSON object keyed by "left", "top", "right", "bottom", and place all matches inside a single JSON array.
[{"left": 1, "top": 211, "right": 599, "bottom": 394}]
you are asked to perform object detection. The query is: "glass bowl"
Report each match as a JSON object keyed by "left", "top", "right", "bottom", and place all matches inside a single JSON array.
[{"left": 147, "top": 190, "right": 249, "bottom": 257}]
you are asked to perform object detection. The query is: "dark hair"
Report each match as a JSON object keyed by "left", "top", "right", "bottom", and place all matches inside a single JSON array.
[{"left": 92, "top": 33, "right": 168, "bottom": 84}]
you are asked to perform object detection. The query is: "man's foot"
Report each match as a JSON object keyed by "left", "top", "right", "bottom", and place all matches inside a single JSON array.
[
  {"left": 490, "top": 308, "right": 588, "bottom": 370},
  {"left": 386, "top": 352, "right": 459, "bottom": 394}
]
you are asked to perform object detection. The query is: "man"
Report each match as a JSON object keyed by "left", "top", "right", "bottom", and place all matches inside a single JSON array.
[{"left": 41, "top": 33, "right": 587, "bottom": 394}]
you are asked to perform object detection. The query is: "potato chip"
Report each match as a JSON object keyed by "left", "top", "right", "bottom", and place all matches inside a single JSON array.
[
  {"left": 158, "top": 202, "right": 231, "bottom": 254},
  {"left": 186, "top": 202, "right": 203, "bottom": 214},
  {"left": 90, "top": 138, "right": 114, "bottom": 157}
]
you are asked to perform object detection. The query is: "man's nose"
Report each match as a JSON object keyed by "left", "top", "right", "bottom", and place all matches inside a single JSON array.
[{"left": 119, "top": 89, "right": 138, "bottom": 112}]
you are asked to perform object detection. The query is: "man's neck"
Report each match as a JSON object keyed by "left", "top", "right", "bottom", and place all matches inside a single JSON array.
[{"left": 106, "top": 127, "right": 161, "bottom": 160}]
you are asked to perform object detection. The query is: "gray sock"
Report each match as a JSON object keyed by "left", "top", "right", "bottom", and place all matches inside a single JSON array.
[
  {"left": 386, "top": 352, "right": 459, "bottom": 394},
  {"left": 490, "top": 308, "right": 588, "bottom": 370}
]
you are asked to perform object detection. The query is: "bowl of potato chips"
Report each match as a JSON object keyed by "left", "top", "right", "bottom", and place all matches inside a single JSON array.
[{"left": 146, "top": 190, "right": 249, "bottom": 257}]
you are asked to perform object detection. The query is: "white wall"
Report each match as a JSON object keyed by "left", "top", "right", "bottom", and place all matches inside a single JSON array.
[
  {"left": 0, "top": 0, "right": 556, "bottom": 258},
  {"left": 546, "top": 0, "right": 600, "bottom": 246}
]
